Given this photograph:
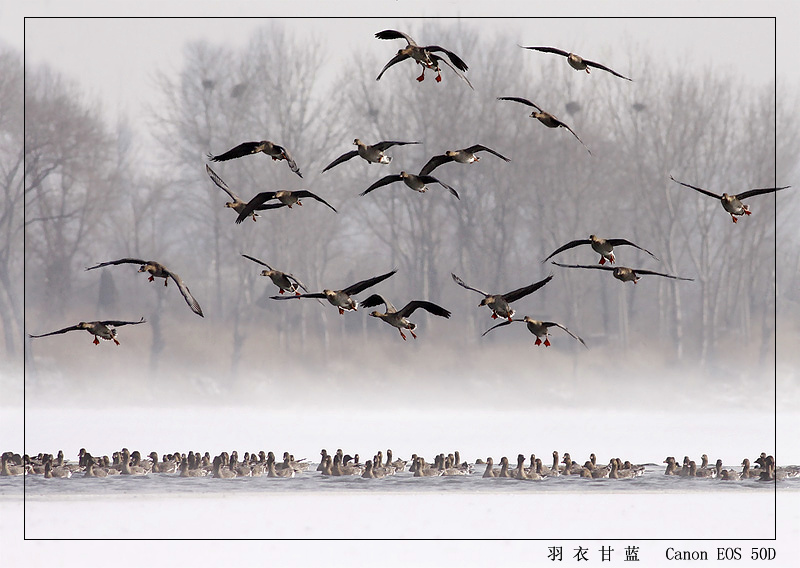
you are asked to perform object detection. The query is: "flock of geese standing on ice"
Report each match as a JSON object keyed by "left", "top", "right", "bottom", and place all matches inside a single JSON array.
[
  {"left": 3, "top": 448, "right": 796, "bottom": 482},
  {"left": 28, "top": 29, "right": 789, "bottom": 353}
]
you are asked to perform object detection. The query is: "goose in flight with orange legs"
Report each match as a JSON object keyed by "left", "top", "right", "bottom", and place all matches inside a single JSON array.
[
  {"left": 418, "top": 144, "right": 510, "bottom": 176},
  {"left": 360, "top": 293, "right": 451, "bottom": 340},
  {"left": 375, "top": 29, "right": 471, "bottom": 87},
  {"left": 451, "top": 272, "right": 554, "bottom": 321},
  {"left": 86, "top": 259, "right": 204, "bottom": 316},
  {"left": 322, "top": 139, "right": 420, "bottom": 173},
  {"left": 207, "top": 140, "right": 302, "bottom": 178},
  {"left": 235, "top": 190, "right": 337, "bottom": 224},
  {"left": 669, "top": 175, "right": 790, "bottom": 223},
  {"left": 498, "top": 96, "right": 591, "bottom": 154},
  {"left": 205, "top": 164, "right": 259, "bottom": 222},
  {"left": 552, "top": 261, "right": 693, "bottom": 284},
  {"left": 270, "top": 269, "right": 397, "bottom": 314},
  {"left": 519, "top": 46, "right": 632, "bottom": 81},
  {"left": 241, "top": 254, "right": 310, "bottom": 296},
  {"left": 361, "top": 171, "right": 459, "bottom": 199},
  {"left": 543, "top": 234, "right": 658, "bottom": 266},
  {"left": 482, "top": 316, "right": 587, "bottom": 348},
  {"left": 28, "top": 318, "right": 146, "bottom": 346}
]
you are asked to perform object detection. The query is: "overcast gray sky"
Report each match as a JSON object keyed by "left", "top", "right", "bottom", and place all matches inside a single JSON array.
[{"left": 4, "top": 1, "right": 798, "bottom": 131}]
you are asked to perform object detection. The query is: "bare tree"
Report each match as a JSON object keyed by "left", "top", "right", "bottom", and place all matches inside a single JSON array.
[
  {"left": 0, "top": 47, "right": 23, "bottom": 357},
  {"left": 25, "top": 64, "right": 118, "bottom": 316},
  {"left": 149, "top": 23, "right": 347, "bottom": 376}
]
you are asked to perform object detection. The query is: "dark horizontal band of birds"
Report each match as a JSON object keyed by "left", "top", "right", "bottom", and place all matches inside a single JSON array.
[{"left": 4, "top": 449, "right": 794, "bottom": 482}]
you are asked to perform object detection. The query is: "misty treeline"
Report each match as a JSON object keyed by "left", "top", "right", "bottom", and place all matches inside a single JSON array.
[{"left": 17, "top": 23, "right": 800, "bottom": 378}]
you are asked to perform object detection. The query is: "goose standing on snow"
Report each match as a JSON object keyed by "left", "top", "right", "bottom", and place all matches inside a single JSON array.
[
  {"left": 207, "top": 140, "right": 302, "bottom": 177},
  {"left": 418, "top": 144, "right": 510, "bottom": 176},
  {"left": 375, "top": 29, "right": 471, "bottom": 88},
  {"left": 361, "top": 171, "right": 460, "bottom": 199},
  {"left": 86, "top": 259, "right": 204, "bottom": 317},
  {"left": 28, "top": 318, "right": 146, "bottom": 346},
  {"left": 241, "top": 254, "right": 310, "bottom": 296},
  {"left": 322, "top": 139, "right": 420, "bottom": 173},
  {"left": 451, "top": 272, "right": 553, "bottom": 321},
  {"left": 519, "top": 45, "right": 632, "bottom": 81},
  {"left": 360, "top": 293, "right": 451, "bottom": 340},
  {"left": 542, "top": 234, "right": 658, "bottom": 266},
  {"left": 551, "top": 262, "right": 693, "bottom": 284},
  {"left": 271, "top": 269, "right": 397, "bottom": 314},
  {"left": 669, "top": 175, "right": 790, "bottom": 223},
  {"left": 498, "top": 96, "right": 591, "bottom": 154},
  {"left": 235, "top": 189, "right": 337, "bottom": 223},
  {"left": 481, "top": 316, "right": 587, "bottom": 348}
]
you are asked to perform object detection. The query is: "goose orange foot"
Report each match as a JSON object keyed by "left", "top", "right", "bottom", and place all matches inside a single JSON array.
[
  {"left": 416, "top": 71, "right": 425, "bottom": 82},
  {"left": 534, "top": 338, "right": 542, "bottom": 346},
  {"left": 544, "top": 338, "right": 551, "bottom": 347},
  {"left": 435, "top": 73, "right": 442, "bottom": 82},
  {"left": 148, "top": 275, "right": 155, "bottom": 282},
  {"left": 599, "top": 258, "right": 606, "bottom": 265},
  {"left": 399, "top": 330, "right": 407, "bottom": 341},
  {"left": 113, "top": 338, "right": 120, "bottom": 346},
  {"left": 338, "top": 308, "right": 344, "bottom": 315},
  {"left": 410, "top": 330, "right": 417, "bottom": 339},
  {"left": 93, "top": 337, "right": 100, "bottom": 345},
  {"left": 731, "top": 216, "right": 738, "bottom": 223},
  {"left": 491, "top": 313, "right": 498, "bottom": 319}
]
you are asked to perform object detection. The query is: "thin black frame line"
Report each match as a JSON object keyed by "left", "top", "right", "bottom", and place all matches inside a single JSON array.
[{"left": 20, "top": 13, "right": 780, "bottom": 543}]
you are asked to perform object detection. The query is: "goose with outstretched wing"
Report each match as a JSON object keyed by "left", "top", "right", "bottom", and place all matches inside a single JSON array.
[
  {"left": 207, "top": 140, "right": 302, "bottom": 177},
  {"left": 86, "top": 259, "right": 203, "bottom": 317},
  {"left": 360, "top": 293, "right": 451, "bottom": 341},
  {"left": 419, "top": 144, "right": 510, "bottom": 176},
  {"left": 542, "top": 234, "right": 658, "bottom": 266},
  {"left": 451, "top": 272, "right": 553, "bottom": 321},
  {"left": 28, "top": 318, "right": 146, "bottom": 346},
  {"left": 669, "top": 175, "right": 790, "bottom": 223},
  {"left": 519, "top": 45, "right": 632, "bottom": 81},
  {"left": 482, "top": 316, "right": 587, "bottom": 348},
  {"left": 551, "top": 261, "right": 693, "bottom": 284},
  {"left": 498, "top": 96, "right": 591, "bottom": 154},
  {"left": 271, "top": 269, "right": 397, "bottom": 314}
]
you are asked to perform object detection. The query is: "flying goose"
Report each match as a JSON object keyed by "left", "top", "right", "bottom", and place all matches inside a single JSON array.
[
  {"left": 270, "top": 269, "right": 397, "bottom": 314},
  {"left": 375, "top": 29, "right": 471, "bottom": 87},
  {"left": 207, "top": 140, "right": 302, "bottom": 177},
  {"left": 519, "top": 45, "right": 632, "bottom": 81},
  {"left": 451, "top": 272, "right": 553, "bottom": 320},
  {"left": 235, "top": 189, "right": 337, "bottom": 223},
  {"left": 361, "top": 171, "right": 459, "bottom": 199},
  {"left": 481, "top": 315, "right": 587, "bottom": 348},
  {"left": 360, "top": 293, "right": 451, "bottom": 340},
  {"left": 28, "top": 318, "right": 146, "bottom": 346},
  {"left": 542, "top": 234, "right": 658, "bottom": 265},
  {"left": 86, "top": 259, "right": 204, "bottom": 317},
  {"left": 205, "top": 164, "right": 259, "bottom": 221},
  {"left": 498, "top": 96, "right": 591, "bottom": 154},
  {"left": 322, "top": 139, "right": 420, "bottom": 173},
  {"left": 551, "top": 262, "right": 693, "bottom": 284},
  {"left": 669, "top": 175, "right": 790, "bottom": 223},
  {"left": 418, "top": 144, "right": 510, "bottom": 176},
  {"left": 241, "top": 254, "right": 309, "bottom": 295}
]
